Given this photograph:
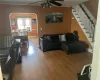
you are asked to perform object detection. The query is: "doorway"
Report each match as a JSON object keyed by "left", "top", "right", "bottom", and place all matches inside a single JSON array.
[{"left": 9, "top": 13, "right": 38, "bottom": 37}]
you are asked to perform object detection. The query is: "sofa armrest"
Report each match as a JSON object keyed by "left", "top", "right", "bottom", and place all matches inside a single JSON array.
[
  {"left": 39, "top": 37, "right": 50, "bottom": 51},
  {"left": 39, "top": 38, "right": 43, "bottom": 50}
]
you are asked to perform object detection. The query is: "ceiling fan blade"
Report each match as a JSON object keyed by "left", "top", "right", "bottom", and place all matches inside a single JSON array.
[
  {"left": 49, "top": 1, "right": 62, "bottom": 6},
  {"left": 29, "top": 1, "right": 43, "bottom": 5}
]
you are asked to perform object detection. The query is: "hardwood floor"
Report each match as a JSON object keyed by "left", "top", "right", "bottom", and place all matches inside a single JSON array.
[{"left": 13, "top": 38, "right": 92, "bottom": 80}]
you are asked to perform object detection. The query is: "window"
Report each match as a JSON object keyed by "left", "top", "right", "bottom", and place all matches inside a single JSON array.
[
  {"left": 17, "top": 18, "right": 24, "bottom": 30},
  {"left": 17, "top": 18, "right": 32, "bottom": 31},
  {"left": 25, "top": 18, "right": 31, "bottom": 29}
]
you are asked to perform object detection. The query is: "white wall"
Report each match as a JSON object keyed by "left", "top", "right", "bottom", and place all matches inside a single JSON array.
[
  {"left": 0, "top": 66, "right": 3, "bottom": 80},
  {"left": 91, "top": 0, "right": 100, "bottom": 80}
]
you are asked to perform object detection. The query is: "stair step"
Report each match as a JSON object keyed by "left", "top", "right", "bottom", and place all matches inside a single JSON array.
[
  {"left": 86, "top": 32, "right": 89, "bottom": 33},
  {"left": 73, "top": 11, "right": 76, "bottom": 12},
  {"left": 75, "top": 14, "right": 78, "bottom": 15},
  {"left": 77, "top": 17, "right": 80, "bottom": 19},
  {"left": 89, "top": 38, "right": 93, "bottom": 42},
  {"left": 81, "top": 24, "right": 84, "bottom": 25},
  {"left": 83, "top": 28, "right": 87, "bottom": 29},
  {"left": 85, "top": 33, "right": 90, "bottom": 37}
]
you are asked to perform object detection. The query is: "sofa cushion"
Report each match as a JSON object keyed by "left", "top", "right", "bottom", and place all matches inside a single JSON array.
[
  {"left": 65, "top": 33, "right": 75, "bottom": 42},
  {"left": 67, "top": 41, "right": 86, "bottom": 53},
  {"left": 59, "top": 34, "right": 66, "bottom": 41},
  {"left": 44, "top": 36, "right": 51, "bottom": 41},
  {"left": 50, "top": 35, "right": 59, "bottom": 42},
  {"left": 61, "top": 41, "right": 87, "bottom": 53}
]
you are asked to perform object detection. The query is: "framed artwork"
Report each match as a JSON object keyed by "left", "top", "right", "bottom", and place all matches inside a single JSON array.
[
  {"left": 32, "top": 19, "right": 36, "bottom": 24},
  {"left": 45, "top": 12, "right": 63, "bottom": 24},
  {"left": 10, "top": 19, "right": 16, "bottom": 26}
]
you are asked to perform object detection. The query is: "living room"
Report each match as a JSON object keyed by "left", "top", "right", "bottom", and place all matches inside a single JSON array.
[{"left": 0, "top": 0, "right": 94, "bottom": 80}]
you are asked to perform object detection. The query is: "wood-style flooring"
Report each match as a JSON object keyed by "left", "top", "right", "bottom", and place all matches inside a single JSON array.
[{"left": 13, "top": 38, "right": 92, "bottom": 80}]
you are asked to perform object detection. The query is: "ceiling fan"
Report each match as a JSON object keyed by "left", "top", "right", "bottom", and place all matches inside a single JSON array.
[{"left": 29, "top": 0, "right": 64, "bottom": 8}]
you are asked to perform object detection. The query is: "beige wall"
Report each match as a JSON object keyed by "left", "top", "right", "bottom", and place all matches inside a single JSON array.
[
  {"left": 0, "top": 4, "right": 39, "bottom": 36},
  {"left": 38, "top": 7, "right": 72, "bottom": 37},
  {"left": 0, "top": 4, "right": 72, "bottom": 36},
  {"left": 84, "top": 0, "right": 99, "bottom": 19}
]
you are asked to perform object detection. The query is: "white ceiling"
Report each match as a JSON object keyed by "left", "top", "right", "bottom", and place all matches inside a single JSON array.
[{"left": 0, "top": 0, "right": 89, "bottom": 7}]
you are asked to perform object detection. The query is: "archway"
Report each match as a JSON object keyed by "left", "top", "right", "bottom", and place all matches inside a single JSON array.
[{"left": 9, "top": 13, "right": 38, "bottom": 37}]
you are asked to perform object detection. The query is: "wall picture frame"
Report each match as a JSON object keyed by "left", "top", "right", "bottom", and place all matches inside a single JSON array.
[
  {"left": 32, "top": 19, "right": 36, "bottom": 24},
  {"left": 10, "top": 19, "right": 16, "bottom": 26},
  {"left": 45, "top": 12, "right": 63, "bottom": 24}
]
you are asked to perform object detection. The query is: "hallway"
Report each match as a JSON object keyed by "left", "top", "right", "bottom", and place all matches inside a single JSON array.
[{"left": 13, "top": 38, "right": 92, "bottom": 80}]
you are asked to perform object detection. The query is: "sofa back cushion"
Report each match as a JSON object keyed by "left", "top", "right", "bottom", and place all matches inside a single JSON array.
[
  {"left": 59, "top": 34, "right": 66, "bottom": 41},
  {"left": 65, "top": 32, "right": 79, "bottom": 42},
  {"left": 65, "top": 33, "right": 75, "bottom": 42},
  {"left": 43, "top": 34, "right": 60, "bottom": 42},
  {"left": 50, "top": 35, "right": 59, "bottom": 42},
  {"left": 44, "top": 36, "right": 51, "bottom": 41}
]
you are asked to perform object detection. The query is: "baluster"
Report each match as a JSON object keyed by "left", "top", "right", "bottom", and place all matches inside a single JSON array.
[
  {"left": 86, "top": 17, "right": 90, "bottom": 32},
  {"left": 84, "top": 15, "right": 87, "bottom": 29},
  {"left": 89, "top": 22, "right": 93, "bottom": 40},
  {"left": 88, "top": 19, "right": 90, "bottom": 33},
  {"left": 78, "top": 6, "right": 81, "bottom": 18},
  {"left": 79, "top": 8, "right": 83, "bottom": 22},
  {"left": 74, "top": 6, "right": 77, "bottom": 14},
  {"left": 91, "top": 24, "right": 95, "bottom": 41},
  {"left": 77, "top": 5, "right": 80, "bottom": 16},
  {"left": 88, "top": 20, "right": 92, "bottom": 36},
  {"left": 76, "top": 5, "right": 78, "bottom": 14},
  {"left": 85, "top": 19, "right": 89, "bottom": 34},
  {"left": 82, "top": 11, "right": 85, "bottom": 25},
  {"left": 75, "top": 5, "right": 79, "bottom": 15}
]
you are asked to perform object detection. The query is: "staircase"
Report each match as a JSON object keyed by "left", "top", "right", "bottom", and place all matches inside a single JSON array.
[{"left": 72, "top": 4, "right": 96, "bottom": 53}]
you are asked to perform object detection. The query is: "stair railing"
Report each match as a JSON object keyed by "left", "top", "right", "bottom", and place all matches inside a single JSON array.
[{"left": 72, "top": 4, "right": 95, "bottom": 42}]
